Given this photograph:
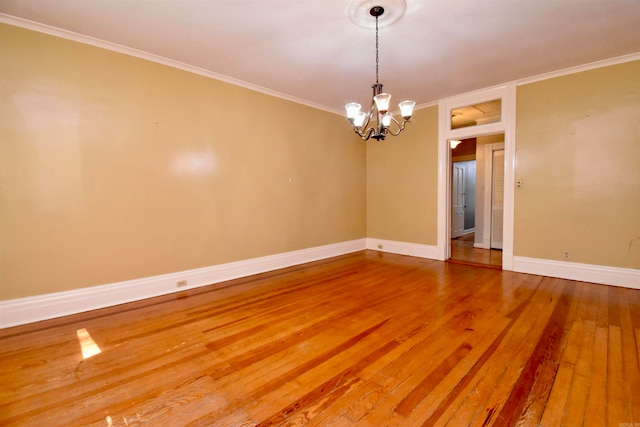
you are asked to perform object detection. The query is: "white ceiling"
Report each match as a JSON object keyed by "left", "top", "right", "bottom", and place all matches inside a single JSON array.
[{"left": 1, "top": 0, "right": 639, "bottom": 115}]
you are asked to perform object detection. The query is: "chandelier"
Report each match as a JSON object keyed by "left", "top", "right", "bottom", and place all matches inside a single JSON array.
[{"left": 345, "top": 5, "right": 415, "bottom": 141}]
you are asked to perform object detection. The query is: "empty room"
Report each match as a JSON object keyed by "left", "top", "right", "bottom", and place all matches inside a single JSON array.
[{"left": 1, "top": 1, "right": 639, "bottom": 426}]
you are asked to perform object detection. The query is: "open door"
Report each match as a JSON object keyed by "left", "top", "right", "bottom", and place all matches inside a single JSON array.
[{"left": 491, "top": 149, "right": 504, "bottom": 249}]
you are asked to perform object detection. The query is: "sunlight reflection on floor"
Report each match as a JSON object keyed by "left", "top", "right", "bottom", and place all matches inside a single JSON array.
[{"left": 76, "top": 328, "right": 101, "bottom": 359}]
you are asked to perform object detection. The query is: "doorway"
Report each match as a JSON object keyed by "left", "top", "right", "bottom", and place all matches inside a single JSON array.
[
  {"left": 437, "top": 84, "right": 516, "bottom": 270},
  {"left": 449, "top": 134, "right": 503, "bottom": 268}
]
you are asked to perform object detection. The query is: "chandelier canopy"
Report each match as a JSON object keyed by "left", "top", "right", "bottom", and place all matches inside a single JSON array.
[{"left": 345, "top": 5, "right": 415, "bottom": 141}]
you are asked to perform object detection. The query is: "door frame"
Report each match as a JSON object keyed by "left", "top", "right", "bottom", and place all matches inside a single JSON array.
[{"left": 437, "top": 84, "right": 516, "bottom": 270}]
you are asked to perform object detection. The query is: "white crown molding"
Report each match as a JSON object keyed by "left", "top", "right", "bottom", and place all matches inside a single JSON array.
[
  {"left": 413, "top": 100, "right": 439, "bottom": 112},
  {"left": 0, "top": 239, "right": 367, "bottom": 328},
  {"left": 366, "top": 238, "right": 440, "bottom": 260},
  {"left": 0, "top": 13, "right": 342, "bottom": 116},
  {"left": 516, "top": 53, "right": 640, "bottom": 86},
  {"left": 2, "top": 13, "right": 636, "bottom": 117},
  {"left": 425, "top": 53, "right": 640, "bottom": 107},
  {"left": 513, "top": 256, "right": 640, "bottom": 289}
]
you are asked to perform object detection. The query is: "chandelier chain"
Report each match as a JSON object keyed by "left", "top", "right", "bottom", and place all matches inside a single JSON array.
[{"left": 375, "top": 14, "right": 379, "bottom": 84}]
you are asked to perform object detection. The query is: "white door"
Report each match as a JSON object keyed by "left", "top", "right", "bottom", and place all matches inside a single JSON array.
[
  {"left": 452, "top": 163, "right": 465, "bottom": 238},
  {"left": 491, "top": 150, "right": 505, "bottom": 249}
]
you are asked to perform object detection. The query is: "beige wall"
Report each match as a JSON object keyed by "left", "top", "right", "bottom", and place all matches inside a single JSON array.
[
  {"left": 2, "top": 24, "right": 637, "bottom": 303},
  {"left": 366, "top": 106, "right": 439, "bottom": 245},
  {"left": 515, "top": 60, "right": 640, "bottom": 268},
  {"left": 0, "top": 24, "right": 366, "bottom": 300}
]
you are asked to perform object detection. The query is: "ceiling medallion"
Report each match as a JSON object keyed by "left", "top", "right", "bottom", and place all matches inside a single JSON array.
[
  {"left": 348, "top": 0, "right": 407, "bottom": 29},
  {"left": 345, "top": 1, "right": 415, "bottom": 141}
]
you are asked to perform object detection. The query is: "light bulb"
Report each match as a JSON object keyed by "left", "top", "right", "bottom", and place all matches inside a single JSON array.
[
  {"left": 373, "top": 93, "right": 391, "bottom": 113},
  {"left": 345, "top": 103, "right": 361, "bottom": 121},
  {"left": 381, "top": 113, "right": 392, "bottom": 127},
  {"left": 399, "top": 100, "right": 415, "bottom": 119},
  {"left": 354, "top": 111, "right": 367, "bottom": 128}
]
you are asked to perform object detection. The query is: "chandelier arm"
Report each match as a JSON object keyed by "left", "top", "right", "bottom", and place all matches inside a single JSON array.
[
  {"left": 389, "top": 115, "right": 402, "bottom": 130},
  {"left": 386, "top": 116, "right": 411, "bottom": 137},
  {"left": 351, "top": 103, "right": 377, "bottom": 140},
  {"left": 362, "top": 103, "right": 376, "bottom": 130},
  {"left": 361, "top": 105, "right": 377, "bottom": 133},
  {"left": 375, "top": 108, "right": 383, "bottom": 135},
  {"left": 353, "top": 128, "right": 367, "bottom": 139},
  {"left": 353, "top": 126, "right": 376, "bottom": 141},
  {"left": 364, "top": 127, "right": 377, "bottom": 140}
]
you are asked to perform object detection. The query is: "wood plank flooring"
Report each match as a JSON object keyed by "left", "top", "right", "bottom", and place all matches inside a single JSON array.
[
  {"left": 450, "top": 234, "right": 502, "bottom": 269},
  {"left": 1, "top": 250, "right": 638, "bottom": 426}
]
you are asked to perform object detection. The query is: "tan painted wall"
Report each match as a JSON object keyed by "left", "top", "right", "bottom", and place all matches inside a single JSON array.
[
  {"left": 366, "top": 106, "right": 439, "bottom": 245},
  {"left": 515, "top": 60, "right": 640, "bottom": 268},
  {"left": 0, "top": 24, "right": 366, "bottom": 300},
  {"left": 2, "top": 24, "right": 636, "bottom": 303}
]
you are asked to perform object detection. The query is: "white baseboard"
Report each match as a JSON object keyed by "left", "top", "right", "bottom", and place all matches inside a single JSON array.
[
  {"left": 364, "top": 239, "right": 638, "bottom": 289},
  {"left": 366, "top": 238, "right": 440, "bottom": 260},
  {"left": 5, "top": 243, "right": 635, "bottom": 328},
  {"left": 0, "top": 239, "right": 367, "bottom": 328},
  {"left": 513, "top": 256, "right": 640, "bottom": 289}
]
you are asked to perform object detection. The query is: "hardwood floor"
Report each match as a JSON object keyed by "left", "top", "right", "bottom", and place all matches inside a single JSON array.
[
  {"left": 1, "top": 250, "right": 639, "bottom": 426},
  {"left": 450, "top": 233, "right": 502, "bottom": 269}
]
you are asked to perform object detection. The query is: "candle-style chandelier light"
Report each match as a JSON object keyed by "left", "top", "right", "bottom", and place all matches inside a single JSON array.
[{"left": 345, "top": 5, "right": 415, "bottom": 141}]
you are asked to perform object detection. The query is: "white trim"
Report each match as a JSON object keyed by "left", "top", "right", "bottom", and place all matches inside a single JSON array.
[
  {"left": 501, "top": 84, "right": 516, "bottom": 270},
  {"left": 0, "top": 13, "right": 342, "bottom": 116},
  {"left": 437, "top": 98, "right": 451, "bottom": 262},
  {"left": 413, "top": 100, "right": 439, "bottom": 112},
  {"left": 513, "top": 257, "right": 640, "bottom": 289},
  {"left": 366, "top": 238, "right": 440, "bottom": 260},
  {"left": 516, "top": 53, "right": 640, "bottom": 87},
  {"left": 0, "top": 239, "right": 366, "bottom": 328}
]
